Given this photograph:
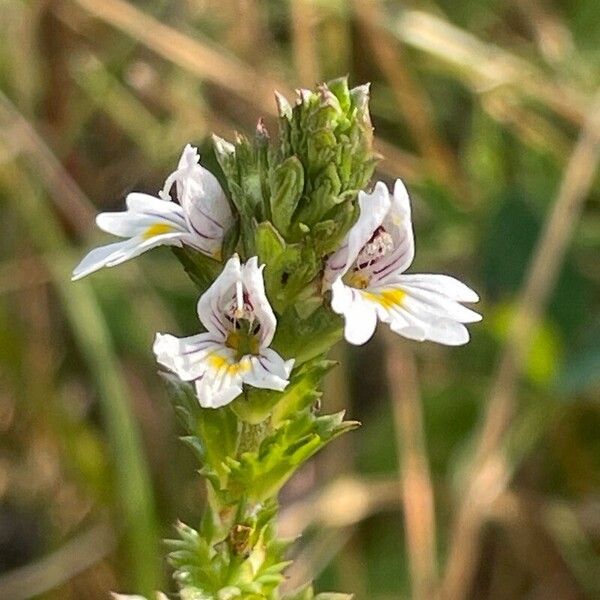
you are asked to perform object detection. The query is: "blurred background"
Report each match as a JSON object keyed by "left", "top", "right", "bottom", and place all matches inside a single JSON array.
[{"left": 0, "top": 0, "right": 599, "bottom": 598}]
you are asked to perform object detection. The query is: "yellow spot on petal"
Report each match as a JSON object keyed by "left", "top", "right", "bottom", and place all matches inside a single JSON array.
[
  {"left": 143, "top": 223, "right": 174, "bottom": 239},
  {"left": 363, "top": 288, "right": 406, "bottom": 310},
  {"left": 208, "top": 352, "right": 251, "bottom": 375}
]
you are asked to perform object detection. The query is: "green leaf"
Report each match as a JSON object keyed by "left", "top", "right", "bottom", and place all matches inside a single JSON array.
[{"left": 231, "top": 357, "right": 335, "bottom": 425}]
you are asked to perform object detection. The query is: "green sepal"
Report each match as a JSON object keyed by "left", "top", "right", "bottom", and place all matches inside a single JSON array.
[
  {"left": 221, "top": 218, "right": 240, "bottom": 261},
  {"left": 270, "top": 78, "right": 377, "bottom": 248},
  {"left": 311, "top": 199, "right": 359, "bottom": 257},
  {"left": 270, "top": 156, "right": 304, "bottom": 237},
  {"left": 255, "top": 222, "right": 318, "bottom": 313},
  {"left": 213, "top": 132, "right": 269, "bottom": 258}
]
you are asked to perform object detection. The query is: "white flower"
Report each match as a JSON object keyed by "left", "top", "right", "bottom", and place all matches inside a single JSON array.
[
  {"left": 324, "top": 180, "right": 481, "bottom": 346},
  {"left": 72, "top": 145, "right": 233, "bottom": 280},
  {"left": 154, "top": 255, "right": 294, "bottom": 409}
]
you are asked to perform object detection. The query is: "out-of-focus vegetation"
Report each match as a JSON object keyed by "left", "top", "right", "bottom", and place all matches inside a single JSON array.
[{"left": 0, "top": 0, "right": 599, "bottom": 598}]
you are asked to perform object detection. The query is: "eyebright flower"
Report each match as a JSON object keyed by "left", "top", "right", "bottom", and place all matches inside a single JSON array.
[
  {"left": 72, "top": 145, "right": 232, "bottom": 280},
  {"left": 324, "top": 179, "right": 481, "bottom": 346},
  {"left": 154, "top": 254, "right": 294, "bottom": 409}
]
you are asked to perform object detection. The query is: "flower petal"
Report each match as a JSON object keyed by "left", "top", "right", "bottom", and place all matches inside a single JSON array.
[
  {"left": 330, "top": 278, "right": 379, "bottom": 345},
  {"left": 153, "top": 332, "right": 224, "bottom": 381},
  {"left": 242, "top": 257, "right": 277, "bottom": 348},
  {"left": 73, "top": 192, "right": 191, "bottom": 280},
  {"left": 375, "top": 277, "right": 481, "bottom": 325},
  {"left": 325, "top": 181, "right": 391, "bottom": 283},
  {"left": 194, "top": 350, "right": 248, "bottom": 408},
  {"left": 154, "top": 330, "right": 248, "bottom": 408},
  {"left": 243, "top": 348, "right": 294, "bottom": 391},
  {"left": 125, "top": 192, "right": 185, "bottom": 216},
  {"left": 370, "top": 178, "right": 415, "bottom": 282},
  {"left": 196, "top": 254, "right": 243, "bottom": 337},
  {"left": 72, "top": 231, "right": 185, "bottom": 280},
  {"left": 96, "top": 195, "right": 187, "bottom": 238},
  {"left": 391, "top": 273, "right": 480, "bottom": 303},
  {"left": 359, "top": 273, "right": 480, "bottom": 346},
  {"left": 161, "top": 145, "right": 233, "bottom": 259}
]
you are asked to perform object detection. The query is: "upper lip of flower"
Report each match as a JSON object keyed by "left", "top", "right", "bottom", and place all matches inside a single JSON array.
[
  {"left": 326, "top": 179, "right": 481, "bottom": 346},
  {"left": 197, "top": 255, "right": 276, "bottom": 348}
]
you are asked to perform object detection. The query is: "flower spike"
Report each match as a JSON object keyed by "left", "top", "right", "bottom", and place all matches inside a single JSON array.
[
  {"left": 154, "top": 255, "right": 294, "bottom": 408},
  {"left": 324, "top": 179, "right": 481, "bottom": 346},
  {"left": 72, "top": 144, "right": 233, "bottom": 280}
]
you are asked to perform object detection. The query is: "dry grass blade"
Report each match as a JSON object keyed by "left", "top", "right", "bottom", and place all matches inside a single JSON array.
[
  {"left": 393, "top": 10, "right": 589, "bottom": 126},
  {"left": 0, "top": 255, "right": 50, "bottom": 294},
  {"left": 70, "top": 0, "right": 290, "bottom": 115},
  {"left": 374, "top": 138, "right": 424, "bottom": 183},
  {"left": 0, "top": 163, "right": 161, "bottom": 594},
  {"left": 441, "top": 91, "right": 600, "bottom": 600},
  {"left": 355, "top": 0, "right": 465, "bottom": 200},
  {"left": 291, "top": 0, "right": 321, "bottom": 87},
  {"left": 383, "top": 331, "right": 438, "bottom": 600},
  {"left": 0, "top": 91, "right": 96, "bottom": 237},
  {"left": 279, "top": 475, "right": 401, "bottom": 538},
  {"left": 0, "top": 523, "right": 114, "bottom": 600},
  {"left": 67, "top": 0, "right": 425, "bottom": 187}
]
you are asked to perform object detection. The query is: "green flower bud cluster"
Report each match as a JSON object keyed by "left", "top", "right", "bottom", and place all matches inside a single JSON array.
[{"left": 209, "top": 78, "right": 376, "bottom": 315}]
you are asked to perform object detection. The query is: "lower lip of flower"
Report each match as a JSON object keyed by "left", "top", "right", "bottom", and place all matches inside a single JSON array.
[
  {"left": 143, "top": 223, "right": 175, "bottom": 239},
  {"left": 208, "top": 352, "right": 251, "bottom": 374},
  {"left": 363, "top": 288, "right": 406, "bottom": 309}
]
